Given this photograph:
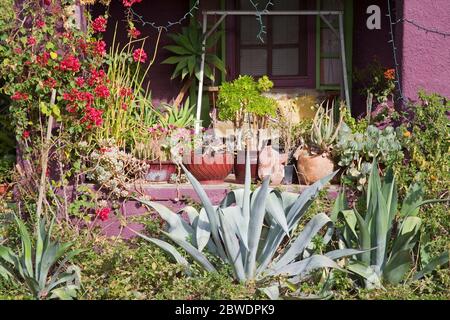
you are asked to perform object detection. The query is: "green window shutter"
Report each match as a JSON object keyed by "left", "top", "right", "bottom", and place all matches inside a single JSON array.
[{"left": 316, "top": 0, "right": 353, "bottom": 97}]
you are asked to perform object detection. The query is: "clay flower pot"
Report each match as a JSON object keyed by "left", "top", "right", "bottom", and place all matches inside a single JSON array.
[
  {"left": 234, "top": 150, "right": 259, "bottom": 184},
  {"left": 185, "top": 152, "right": 234, "bottom": 185},
  {"left": 145, "top": 161, "right": 178, "bottom": 182},
  {"left": 294, "top": 149, "right": 335, "bottom": 185}
]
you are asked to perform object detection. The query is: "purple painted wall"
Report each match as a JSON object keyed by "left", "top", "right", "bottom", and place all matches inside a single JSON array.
[
  {"left": 399, "top": 0, "right": 450, "bottom": 100},
  {"left": 352, "top": 0, "right": 395, "bottom": 115}
]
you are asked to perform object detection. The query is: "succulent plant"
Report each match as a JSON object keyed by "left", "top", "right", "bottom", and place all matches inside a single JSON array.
[
  {"left": 334, "top": 159, "right": 449, "bottom": 288},
  {"left": 308, "top": 100, "right": 344, "bottom": 153},
  {"left": 132, "top": 150, "right": 364, "bottom": 294},
  {"left": 335, "top": 124, "right": 403, "bottom": 189},
  {"left": 0, "top": 216, "right": 82, "bottom": 300}
]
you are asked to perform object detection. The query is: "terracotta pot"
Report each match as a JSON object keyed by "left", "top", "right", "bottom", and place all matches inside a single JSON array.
[
  {"left": 184, "top": 152, "right": 234, "bottom": 184},
  {"left": 0, "top": 183, "right": 10, "bottom": 196},
  {"left": 295, "top": 150, "right": 335, "bottom": 185},
  {"left": 145, "top": 161, "right": 177, "bottom": 182},
  {"left": 234, "top": 150, "right": 259, "bottom": 184}
]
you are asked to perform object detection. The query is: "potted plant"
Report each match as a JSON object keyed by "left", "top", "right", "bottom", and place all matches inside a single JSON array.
[
  {"left": 183, "top": 129, "right": 234, "bottom": 184},
  {"left": 130, "top": 101, "right": 196, "bottom": 183},
  {"left": 217, "top": 75, "right": 277, "bottom": 183},
  {"left": 293, "top": 100, "right": 344, "bottom": 185}
]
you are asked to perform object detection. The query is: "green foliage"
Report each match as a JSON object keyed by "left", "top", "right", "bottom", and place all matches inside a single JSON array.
[
  {"left": 395, "top": 92, "right": 449, "bottom": 197},
  {"left": 157, "top": 100, "right": 195, "bottom": 129},
  {"left": 162, "top": 21, "right": 225, "bottom": 83},
  {"left": 335, "top": 160, "right": 449, "bottom": 288},
  {"left": 353, "top": 59, "right": 396, "bottom": 103},
  {"left": 0, "top": 216, "right": 82, "bottom": 300},
  {"left": 335, "top": 124, "right": 403, "bottom": 190},
  {"left": 0, "top": 155, "right": 14, "bottom": 184},
  {"left": 0, "top": 97, "right": 15, "bottom": 184},
  {"left": 56, "top": 223, "right": 255, "bottom": 300},
  {"left": 217, "top": 75, "right": 277, "bottom": 126},
  {"left": 340, "top": 107, "right": 368, "bottom": 134},
  {"left": 0, "top": 0, "right": 14, "bottom": 35}
]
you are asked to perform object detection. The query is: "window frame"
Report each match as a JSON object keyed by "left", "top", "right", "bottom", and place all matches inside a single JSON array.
[
  {"left": 315, "top": 0, "right": 353, "bottom": 92},
  {"left": 227, "top": 0, "right": 316, "bottom": 88}
]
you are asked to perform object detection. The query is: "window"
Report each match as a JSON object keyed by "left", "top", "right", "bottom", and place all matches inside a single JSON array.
[
  {"left": 236, "top": 0, "right": 314, "bottom": 87},
  {"left": 316, "top": 0, "right": 353, "bottom": 92}
]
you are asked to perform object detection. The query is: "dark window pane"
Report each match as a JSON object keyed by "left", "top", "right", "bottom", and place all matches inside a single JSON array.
[
  {"left": 273, "top": 16, "right": 299, "bottom": 44},
  {"left": 240, "top": 49, "right": 268, "bottom": 76},
  {"left": 240, "top": 16, "right": 267, "bottom": 44},
  {"left": 273, "top": 48, "right": 299, "bottom": 76}
]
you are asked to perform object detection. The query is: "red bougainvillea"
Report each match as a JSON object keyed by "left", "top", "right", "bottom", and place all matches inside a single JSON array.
[
  {"left": 95, "top": 207, "right": 111, "bottom": 221},
  {"left": 133, "top": 48, "right": 147, "bottom": 63},
  {"left": 94, "top": 84, "right": 110, "bottom": 99},
  {"left": 93, "top": 40, "right": 107, "bottom": 56},
  {"left": 128, "top": 27, "right": 141, "bottom": 39},
  {"left": 43, "top": 77, "right": 57, "bottom": 89},
  {"left": 92, "top": 16, "right": 107, "bottom": 33},
  {"left": 11, "top": 92, "right": 29, "bottom": 101},
  {"left": 122, "top": 0, "right": 142, "bottom": 7},
  {"left": 59, "top": 54, "right": 81, "bottom": 72},
  {"left": 82, "top": 106, "right": 104, "bottom": 128}
]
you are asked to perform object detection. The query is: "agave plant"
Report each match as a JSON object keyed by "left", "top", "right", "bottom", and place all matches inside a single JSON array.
[
  {"left": 309, "top": 100, "right": 344, "bottom": 153},
  {"left": 334, "top": 159, "right": 449, "bottom": 288},
  {"left": 132, "top": 151, "right": 363, "bottom": 289},
  {"left": 0, "top": 216, "right": 82, "bottom": 300},
  {"left": 157, "top": 100, "right": 195, "bottom": 129}
]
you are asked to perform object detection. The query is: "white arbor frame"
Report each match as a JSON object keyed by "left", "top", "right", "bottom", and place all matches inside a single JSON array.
[{"left": 195, "top": 10, "right": 350, "bottom": 133}]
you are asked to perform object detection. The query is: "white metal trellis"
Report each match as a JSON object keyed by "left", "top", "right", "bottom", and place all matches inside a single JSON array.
[{"left": 195, "top": 10, "right": 350, "bottom": 134}]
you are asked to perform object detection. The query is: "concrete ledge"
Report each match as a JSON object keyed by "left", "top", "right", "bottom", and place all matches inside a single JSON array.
[{"left": 67, "top": 179, "right": 340, "bottom": 239}]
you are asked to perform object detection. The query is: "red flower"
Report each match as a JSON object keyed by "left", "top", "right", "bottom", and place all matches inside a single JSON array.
[
  {"left": 59, "top": 55, "right": 81, "bottom": 72},
  {"left": 93, "top": 40, "right": 106, "bottom": 56},
  {"left": 92, "top": 16, "right": 107, "bottom": 33},
  {"left": 133, "top": 48, "right": 147, "bottom": 63},
  {"left": 94, "top": 85, "right": 110, "bottom": 99},
  {"left": 79, "top": 91, "right": 94, "bottom": 107},
  {"left": 87, "top": 68, "right": 106, "bottom": 86},
  {"left": 75, "top": 77, "right": 85, "bottom": 87},
  {"left": 11, "top": 92, "right": 29, "bottom": 101},
  {"left": 128, "top": 27, "right": 141, "bottom": 39},
  {"left": 43, "top": 0, "right": 52, "bottom": 5},
  {"left": 384, "top": 68, "right": 396, "bottom": 80},
  {"left": 36, "top": 19, "right": 45, "bottom": 28},
  {"left": 66, "top": 104, "right": 76, "bottom": 113},
  {"left": 96, "top": 207, "right": 111, "bottom": 221},
  {"left": 22, "top": 131, "right": 30, "bottom": 139},
  {"left": 121, "top": 103, "right": 128, "bottom": 110},
  {"left": 78, "top": 39, "right": 88, "bottom": 54},
  {"left": 119, "top": 87, "right": 133, "bottom": 97},
  {"left": 43, "top": 77, "right": 57, "bottom": 89},
  {"left": 81, "top": 106, "right": 104, "bottom": 128},
  {"left": 14, "top": 48, "right": 22, "bottom": 55},
  {"left": 36, "top": 52, "right": 50, "bottom": 66},
  {"left": 27, "top": 36, "right": 37, "bottom": 46},
  {"left": 123, "top": 0, "right": 142, "bottom": 7}
]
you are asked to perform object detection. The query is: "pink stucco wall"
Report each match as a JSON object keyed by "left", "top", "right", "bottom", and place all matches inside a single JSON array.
[{"left": 400, "top": 0, "right": 450, "bottom": 100}]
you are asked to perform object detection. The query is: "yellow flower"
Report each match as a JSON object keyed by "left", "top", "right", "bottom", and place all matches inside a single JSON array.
[
  {"left": 403, "top": 131, "right": 411, "bottom": 138},
  {"left": 50, "top": 52, "right": 58, "bottom": 60}
]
